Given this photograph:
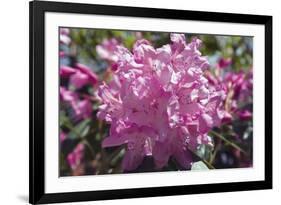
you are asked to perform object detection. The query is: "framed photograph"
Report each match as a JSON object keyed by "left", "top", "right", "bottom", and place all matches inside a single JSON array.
[{"left": 29, "top": 0, "right": 272, "bottom": 204}]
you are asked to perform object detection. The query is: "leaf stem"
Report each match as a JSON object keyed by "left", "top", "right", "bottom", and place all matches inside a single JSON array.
[
  {"left": 209, "top": 130, "right": 247, "bottom": 155},
  {"left": 81, "top": 139, "right": 96, "bottom": 159},
  {"left": 62, "top": 118, "right": 96, "bottom": 159},
  {"left": 209, "top": 139, "right": 221, "bottom": 164}
]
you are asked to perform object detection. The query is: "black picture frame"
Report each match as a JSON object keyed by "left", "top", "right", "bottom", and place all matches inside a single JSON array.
[{"left": 29, "top": 0, "right": 272, "bottom": 204}]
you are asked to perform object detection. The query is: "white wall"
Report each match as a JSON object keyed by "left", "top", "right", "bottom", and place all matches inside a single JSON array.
[{"left": 0, "top": 0, "right": 279, "bottom": 204}]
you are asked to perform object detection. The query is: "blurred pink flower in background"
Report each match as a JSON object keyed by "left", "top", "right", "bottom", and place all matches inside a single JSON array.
[
  {"left": 60, "top": 63, "right": 98, "bottom": 89},
  {"left": 60, "top": 132, "right": 67, "bottom": 143},
  {"left": 206, "top": 59, "right": 253, "bottom": 123},
  {"left": 59, "top": 27, "right": 98, "bottom": 124},
  {"left": 75, "top": 99, "right": 92, "bottom": 119},
  {"left": 60, "top": 87, "right": 92, "bottom": 120},
  {"left": 60, "top": 87, "right": 77, "bottom": 102},
  {"left": 70, "top": 71, "right": 89, "bottom": 89},
  {"left": 60, "top": 65, "right": 76, "bottom": 78},
  {"left": 67, "top": 143, "right": 84, "bottom": 170},
  {"left": 59, "top": 51, "right": 65, "bottom": 57},
  {"left": 60, "top": 28, "right": 71, "bottom": 45},
  {"left": 218, "top": 57, "right": 232, "bottom": 69},
  {"left": 238, "top": 109, "right": 252, "bottom": 121},
  {"left": 96, "top": 38, "right": 122, "bottom": 70},
  {"left": 75, "top": 63, "right": 98, "bottom": 86},
  {"left": 96, "top": 38, "right": 120, "bottom": 62},
  {"left": 97, "top": 33, "right": 226, "bottom": 171}
]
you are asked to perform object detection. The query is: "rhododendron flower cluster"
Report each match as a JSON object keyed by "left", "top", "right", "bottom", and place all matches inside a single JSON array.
[
  {"left": 59, "top": 63, "right": 97, "bottom": 121},
  {"left": 97, "top": 34, "right": 226, "bottom": 171},
  {"left": 206, "top": 59, "right": 253, "bottom": 123},
  {"left": 59, "top": 28, "right": 98, "bottom": 122}
]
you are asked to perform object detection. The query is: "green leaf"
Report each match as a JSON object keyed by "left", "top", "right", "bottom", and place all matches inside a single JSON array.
[
  {"left": 65, "top": 119, "right": 91, "bottom": 140},
  {"left": 73, "top": 119, "right": 91, "bottom": 138},
  {"left": 191, "top": 161, "right": 209, "bottom": 171}
]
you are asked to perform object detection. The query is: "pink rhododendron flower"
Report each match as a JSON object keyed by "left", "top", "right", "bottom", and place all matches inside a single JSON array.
[
  {"left": 60, "top": 87, "right": 92, "bottom": 120},
  {"left": 60, "top": 132, "right": 67, "bottom": 143},
  {"left": 97, "top": 33, "right": 225, "bottom": 171},
  {"left": 60, "top": 87, "right": 77, "bottom": 102},
  {"left": 75, "top": 63, "right": 98, "bottom": 86},
  {"left": 206, "top": 62, "right": 253, "bottom": 122},
  {"left": 218, "top": 57, "right": 232, "bottom": 69},
  {"left": 70, "top": 71, "right": 90, "bottom": 89},
  {"left": 60, "top": 64, "right": 98, "bottom": 88},
  {"left": 226, "top": 70, "right": 252, "bottom": 102},
  {"left": 238, "top": 109, "right": 252, "bottom": 121},
  {"left": 75, "top": 99, "right": 92, "bottom": 119},
  {"left": 60, "top": 28, "right": 71, "bottom": 45},
  {"left": 96, "top": 38, "right": 122, "bottom": 70},
  {"left": 59, "top": 51, "right": 65, "bottom": 57},
  {"left": 96, "top": 38, "right": 120, "bottom": 63},
  {"left": 67, "top": 143, "right": 84, "bottom": 170},
  {"left": 60, "top": 65, "right": 77, "bottom": 78},
  {"left": 60, "top": 28, "right": 70, "bottom": 35}
]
